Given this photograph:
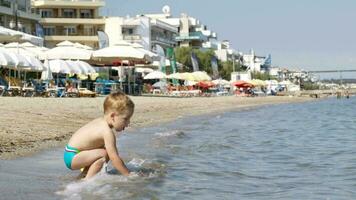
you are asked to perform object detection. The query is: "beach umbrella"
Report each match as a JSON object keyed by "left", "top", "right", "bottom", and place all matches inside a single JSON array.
[
  {"left": 74, "top": 61, "right": 96, "bottom": 75},
  {"left": 233, "top": 80, "right": 254, "bottom": 88},
  {"left": 44, "top": 40, "right": 92, "bottom": 60},
  {"left": 196, "top": 81, "right": 215, "bottom": 89},
  {"left": 0, "top": 47, "right": 16, "bottom": 68},
  {"left": 167, "top": 72, "right": 184, "bottom": 80},
  {"left": 180, "top": 72, "right": 196, "bottom": 81},
  {"left": 4, "top": 42, "right": 39, "bottom": 58},
  {"left": 46, "top": 59, "right": 72, "bottom": 74},
  {"left": 6, "top": 51, "right": 31, "bottom": 68},
  {"left": 24, "top": 55, "right": 44, "bottom": 71},
  {"left": 191, "top": 71, "right": 212, "bottom": 81},
  {"left": 135, "top": 67, "right": 154, "bottom": 74},
  {"left": 41, "top": 59, "right": 53, "bottom": 80},
  {"left": 132, "top": 43, "right": 159, "bottom": 61},
  {"left": 143, "top": 71, "right": 167, "bottom": 79},
  {"left": 247, "top": 79, "right": 266, "bottom": 87},
  {"left": 21, "top": 42, "right": 48, "bottom": 60},
  {"left": 65, "top": 60, "right": 83, "bottom": 74},
  {"left": 153, "top": 81, "right": 167, "bottom": 88},
  {"left": 92, "top": 41, "right": 151, "bottom": 64},
  {"left": 212, "top": 79, "right": 230, "bottom": 86}
]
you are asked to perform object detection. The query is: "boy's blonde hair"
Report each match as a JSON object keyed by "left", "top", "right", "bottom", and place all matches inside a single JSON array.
[{"left": 103, "top": 91, "right": 134, "bottom": 115}]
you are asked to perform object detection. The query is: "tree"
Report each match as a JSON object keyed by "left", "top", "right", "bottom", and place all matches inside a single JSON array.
[{"left": 251, "top": 71, "right": 275, "bottom": 80}]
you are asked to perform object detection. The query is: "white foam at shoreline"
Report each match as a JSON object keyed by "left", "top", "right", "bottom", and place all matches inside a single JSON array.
[{"left": 154, "top": 130, "right": 185, "bottom": 137}]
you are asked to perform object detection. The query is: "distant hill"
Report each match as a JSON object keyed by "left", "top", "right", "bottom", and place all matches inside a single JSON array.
[{"left": 322, "top": 79, "right": 356, "bottom": 84}]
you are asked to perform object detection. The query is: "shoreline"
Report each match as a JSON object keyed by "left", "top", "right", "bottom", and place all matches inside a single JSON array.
[{"left": 0, "top": 96, "right": 317, "bottom": 159}]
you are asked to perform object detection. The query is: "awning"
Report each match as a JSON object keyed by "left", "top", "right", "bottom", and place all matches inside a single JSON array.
[{"left": 0, "top": 26, "right": 44, "bottom": 46}]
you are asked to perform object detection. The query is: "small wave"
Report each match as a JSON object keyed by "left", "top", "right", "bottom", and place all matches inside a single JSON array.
[
  {"left": 56, "top": 158, "right": 165, "bottom": 199},
  {"left": 154, "top": 130, "right": 185, "bottom": 137}
]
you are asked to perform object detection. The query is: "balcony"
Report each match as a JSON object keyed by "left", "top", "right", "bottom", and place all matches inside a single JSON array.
[
  {"left": 45, "top": 35, "right": 98, "bottom": 42},
  {"left": 175, "top": 31, "right": 208, "bottom": 42},
  {"left": 40, "top": 18, "right": 105, "bottom": 25},
  {"left": 151, "top": 36, "right": 176, "bottom": 46},
  {"left": 123, "top": 34, "right": 141, "bottom": 42},
  {"left": 32, "top": 0, "right": 105, "bottom": 8}
]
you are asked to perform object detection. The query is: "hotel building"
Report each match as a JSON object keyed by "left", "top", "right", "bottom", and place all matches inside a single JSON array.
[
  {"left": 0, "top": 0, "right": 42, "bottom": 44},
  {"left": 31, "top": 0, "right": 105, "bottom": 48},
  {"left": 104, "top": 15, "right": 178, "bottom": 52}
]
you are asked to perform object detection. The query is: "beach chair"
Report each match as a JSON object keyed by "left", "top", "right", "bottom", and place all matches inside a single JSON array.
[
  {"left": 78, "top": 88, "right": 97, "bottom": 97},
  {"left": 21, "top": 81, "right": 35, "bottom": 97},
  {"left": 0, "top": 85, "right": 5, "bottom": 96}
]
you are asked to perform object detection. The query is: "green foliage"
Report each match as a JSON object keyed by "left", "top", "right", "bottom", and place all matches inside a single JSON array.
[
  {"left": 301, "top": 81, "right": 320, "bottom": 90},
  {"left": 174, "top": 47, "right": 193, "bottom": 72},
  {"left": 174, "top": 47, "right": 216, "bottom": 73},
  {"left": 174, "top": 47, "right": 248, "bottom": 80},
  {"left": 251, "top": 71, "right": 275, "bottom": 80}
]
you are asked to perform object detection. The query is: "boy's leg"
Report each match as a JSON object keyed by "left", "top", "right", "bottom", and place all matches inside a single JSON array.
[{"left": 71, "top": 148, "right": 107, "bottom": 171}]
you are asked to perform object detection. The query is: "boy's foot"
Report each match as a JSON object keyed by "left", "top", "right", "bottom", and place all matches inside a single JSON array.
[{"left": 76, "top": 167, "right": 89, "bottom": 180}]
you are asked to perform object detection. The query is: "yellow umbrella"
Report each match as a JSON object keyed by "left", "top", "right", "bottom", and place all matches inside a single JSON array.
[
  {"left": 191, "top": 71, "right": 211, "bottom": 81},
  {"left": 248, "top": 79, "right": 266, "bottom": 87}
]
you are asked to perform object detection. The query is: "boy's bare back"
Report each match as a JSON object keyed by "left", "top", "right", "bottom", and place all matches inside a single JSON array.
[{"left": 68, "top": 117, "right": 113, "bottom": 151}]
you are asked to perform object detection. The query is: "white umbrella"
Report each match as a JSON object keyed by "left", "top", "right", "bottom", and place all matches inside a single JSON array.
[
  {"left": 132, "top": 43, "right": 159, "bottom": 60},
  {"left": 6, "top": 51, "right": 31, "bottom": 68},
  {"left": 144, "top": 71, "right": 167, "bottom": 79},
  {"left": 47, "top": 59, "right": 72, "bottom": 74},
  {"left": 74, "top": 42, "right": 93, "bottom": 50},
  {"left": 92, "top": 40, "right": 150, "bottom": 63},
  {"left": 65, "top": 60, "right": 83, "bottom": 74},
  {"left": 4, "top": 42, "right": 38, "bottom": 58},
  {"left": 44, "top": 40, "right": 92, "bottom": 60},
  {"left": 24, "top": 55, "right": 44, "bottom": 71},
  {"left": 21, "top": 42, "right": 48, "bottom": 60},
  {"left": 74, "top": 61, "right": 96, "bottom": 75},
  {"left": 0, "top": 47, "right": 16, "bottom": 68},
  {"left": 135, "top": 67, "right": 154, "bottom": 73},
  {"left": 41, "top": 59, "right": 53, "bottom": 80},
  {"left": 212, "top": 79, "right": 230, "bottom": 86}
]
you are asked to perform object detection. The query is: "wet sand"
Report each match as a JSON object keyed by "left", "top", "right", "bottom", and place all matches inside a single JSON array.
[{"left": 0, "top": 95, "right": 314, "bottom": 159}]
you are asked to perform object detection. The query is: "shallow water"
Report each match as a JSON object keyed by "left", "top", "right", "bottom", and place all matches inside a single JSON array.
[{"left": 1, "top": 96, "right": 356, "bottom": 199}]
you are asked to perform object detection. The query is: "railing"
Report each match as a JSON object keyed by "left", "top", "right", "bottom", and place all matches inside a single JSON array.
[
  {"left": 123, "top": 35, "right": 141, "bottom": 40},
  {"left": 0, "top": 0, "right": 11, "bottom": 8},
  {"left": 152, "top": 36, "right": 176, "bottom": 45},
  {"left": 175, "top": 31, "right": 207, "bottom": 41}
]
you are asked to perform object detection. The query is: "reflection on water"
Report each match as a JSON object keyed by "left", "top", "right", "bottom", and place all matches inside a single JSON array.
[{"left": 0, "top": 96, "right": 356, "bottom": 199}]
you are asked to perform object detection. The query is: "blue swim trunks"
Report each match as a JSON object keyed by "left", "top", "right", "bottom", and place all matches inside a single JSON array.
[{"left": 63, "top": 145, "right": 80, "bottom": 169}]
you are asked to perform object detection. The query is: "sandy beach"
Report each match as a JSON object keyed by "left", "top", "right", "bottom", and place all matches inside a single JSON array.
[{"left": 0, "top": 96, "right": 314, "bottom": 159}]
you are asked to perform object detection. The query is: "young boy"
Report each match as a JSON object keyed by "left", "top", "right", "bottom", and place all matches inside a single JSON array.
[{"left": 63, "top": 91, "right": 134, "bottom": 180}]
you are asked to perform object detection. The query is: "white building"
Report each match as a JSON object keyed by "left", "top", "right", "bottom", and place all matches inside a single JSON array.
[
  {"left": 104, "top": 15, "right": 177, "bottom": 52},
  {"left": 214, "top": 40, "right": 239, "bottom": 62},
  {"left": 32, "top": 0, "right": 105, "bottom": 48},
  {"left": 0, "top": 0, "right": 43, "bottom": 45},
  {"left": 143, "top": 6, "right": 217, "bottom": 49},
  {"left": 231, "top": 71, "right": 251, "bottom": 81}
]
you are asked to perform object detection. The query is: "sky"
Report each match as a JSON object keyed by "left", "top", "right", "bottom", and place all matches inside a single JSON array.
[{"left": 103, "top": 0, "right": 356, "bottom": 78}]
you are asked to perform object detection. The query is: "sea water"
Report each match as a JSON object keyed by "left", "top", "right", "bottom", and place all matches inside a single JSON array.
[{"left": 0, "top": 96, "right": 355, "bottom": 199}]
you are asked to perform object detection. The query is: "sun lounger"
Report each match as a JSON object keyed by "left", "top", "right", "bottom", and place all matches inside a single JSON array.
[
  {"left": 78, "top": 88, "right": 96, "bottom": 97},
  {"left": 0, "top": 85, "right": 5, "bottom": 96},
  {"left": 22, "top": 86, "right": 35, "bottom": 97}
]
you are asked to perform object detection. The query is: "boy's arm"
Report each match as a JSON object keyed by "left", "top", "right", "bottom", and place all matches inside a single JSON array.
[{"left": 103, "top": 131, "right": 130, "bottom": 176}]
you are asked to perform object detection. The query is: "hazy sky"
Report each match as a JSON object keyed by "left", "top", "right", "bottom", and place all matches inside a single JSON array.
[{"left": 103, "top": 0, "right": 356, "bottom": 75}]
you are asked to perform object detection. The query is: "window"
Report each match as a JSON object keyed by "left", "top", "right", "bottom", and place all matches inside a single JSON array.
[
  {"left": 64, "top": 26, "right": 76, "bottom": 35},
  {"left": 43, "top": 27, "right": 55, "bottom": 36},
  {"left": 41, "top": 9, "right": 53, "bottom": 18},
  {"left": 83, "top": 26, "right": 94, "bottom": 36},
  {"left": 63, "top": 9, "right": 75, "bottom": 18},
  {"left": 80, "top": 10, "right": 92, "bottom": 18}
]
